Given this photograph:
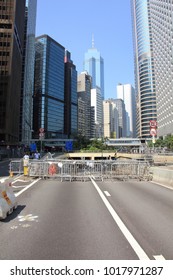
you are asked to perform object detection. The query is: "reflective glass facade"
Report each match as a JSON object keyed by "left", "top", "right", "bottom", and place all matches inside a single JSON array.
[
  {"left": 20, "top": 0, "right": 37, "bottom": 144},
  {"left": 84, "top": 45, "right": 104, "bottom": 100},
  {"left": 33, "top": 35, "right": 65, "bottom": 139},
  {"left": 131, "top": 0, "right": 157, "bottom": 138},
  {"left": 64, "top": 50, "right": 78, "bottom": 137}
]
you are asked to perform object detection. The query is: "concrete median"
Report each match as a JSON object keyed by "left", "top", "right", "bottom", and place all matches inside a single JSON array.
[{"left": 150, "top": 166, "right": 173, "bottom": 188}]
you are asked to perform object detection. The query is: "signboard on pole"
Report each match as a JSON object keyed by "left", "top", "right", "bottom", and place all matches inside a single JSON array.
[
  {"left": 39, "top": 128, "right": 44, "bottom": 133},
  {"left": 150, "top": 120, "right": 157, "bottom": 128},
  {"left": 150, "top": 128, "right": 157, "bottom": 136},
  {"left": 65, "top": 141, "right": 73, "bottom": 151},
  {"left": 150, "top": 120, "right": 157, "bottom": 137}
]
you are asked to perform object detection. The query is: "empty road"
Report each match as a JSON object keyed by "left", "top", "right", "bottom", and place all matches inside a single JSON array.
[{"left": 0, "top": 178, "right": 173, "bottom": 260}]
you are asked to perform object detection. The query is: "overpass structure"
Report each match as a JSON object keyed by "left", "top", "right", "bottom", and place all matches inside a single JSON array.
[{"left": 105, "top": 138, "right": 142, "bottom": 148}]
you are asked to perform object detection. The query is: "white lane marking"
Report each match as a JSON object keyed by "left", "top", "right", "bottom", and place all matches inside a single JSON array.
[
  {"left": 0, "top": 174, "right": 22, "bottom": 183},
  {"left": 0, "top": 177, "right": 9, "bottom": 183},
  {"left": 151, "top": 181, "right": 173, "bottom": 191},
  {"left": 90, "top": 177, "right": 150, "bottom": 260},
  {"left": 12, "top": 175, "right": 25, "bottom": 183},
  {"left": 15, "top": 178, "right": 41, "bottom": 197},
  {"left": 104, "top": 191, "right": 111, "bottom": 197},
  {"left": 153, "top": 255, "right": 166, "bottom": 260}
]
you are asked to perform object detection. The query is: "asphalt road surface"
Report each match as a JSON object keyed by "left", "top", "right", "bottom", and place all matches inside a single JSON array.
[{"left": 0, "top": 178, "right": 173, "bottom": 260}]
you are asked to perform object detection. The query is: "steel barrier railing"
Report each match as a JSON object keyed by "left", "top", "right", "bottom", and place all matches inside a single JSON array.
[
  {"left": 9, "top": 159, "right": 151, "bottom": 181},
  {"left": 28, "top": 159, "right": 151, "bottom": 181},
  {"left": 9, "top": 159, "right": 23, "bottom": 175}
]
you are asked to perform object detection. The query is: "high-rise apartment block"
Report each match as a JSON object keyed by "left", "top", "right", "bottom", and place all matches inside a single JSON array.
[
  {"left": 117, "top": 84, "right": 136, "bottom": 137},
  {"left": 0, "top": 0, "right": 26, "bottom": 143},
  {"left": 83, "top": 37, "right": 104, "bottom": 100}
]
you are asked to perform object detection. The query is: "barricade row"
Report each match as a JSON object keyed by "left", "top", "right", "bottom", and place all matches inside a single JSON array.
[
  {"left": 9, "top": 159, "right": 24, "bottom": 175},
  {"left": 27, "top": 160, "right": 151, "bottom": 181}
]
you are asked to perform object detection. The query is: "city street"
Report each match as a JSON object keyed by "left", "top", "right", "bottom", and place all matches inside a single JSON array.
[{"left": 0, "top": 178, "right": 173, "bottom": 260}]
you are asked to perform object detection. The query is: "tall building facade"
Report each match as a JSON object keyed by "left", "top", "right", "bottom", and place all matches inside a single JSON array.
[
  {"left": 91, "top": 87, "right": 103, "bottom": 138},
  {"left": 103, "top": 100, "right": 112, "bottom": 138},
  {"left": 64, "top": 50, "right": 78, "bottom": 138},
  {"left": 110, "top": 99, "right": 126, "bottom": 138},
  {"left": 20, "top": 0, "right": 37, "bottom": 144},
  {"left": 33, "top": 35, "right": 65, "bottom": 139},
  {"left": 83, "top": 37, "right": 104, "bottom": 100},
  {"left": 131, "top": 0, "right": 157, "bottom": 138},
  {"left": 77, "top": 71, "right": 92, "bottom": 139},
  {"left": 103, "top": 100, "right": 119, "bottom": 139},
  {"left": 149, "top": 0, "right": 173, "bottom": 137},
  {"left": 117, "top": 83, "right": 136, "bottom": 137},
  {"left": 0, "top": 0, "right": 26, "bottom": 143}
]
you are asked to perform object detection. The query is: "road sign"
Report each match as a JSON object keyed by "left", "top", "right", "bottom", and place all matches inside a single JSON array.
[
  {"left": 150, "top": 128, "right": 157, "bottom": 136},
  {"left": 150, "top": 120, "right": 157, "bottom": 128},
  {"left": 39, "top": 132, "right": 44, "bottom": 137},
  {"left": 39, "top": 132, "right": 45, "bottom": 140},
  {"left": 39, "top": 128, "right": 44, "bottom": 133},
  {"left": 65, "top": 141, "right": 73, "bottom": 151}
]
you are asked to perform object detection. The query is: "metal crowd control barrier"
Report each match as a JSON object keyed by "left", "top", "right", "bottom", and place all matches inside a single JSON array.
[
  {"left": 9, "top": 159, "right": 23, "bottom": 175},
  {"left": 27, "top": 159, "right": 151, "bottom": 181}
]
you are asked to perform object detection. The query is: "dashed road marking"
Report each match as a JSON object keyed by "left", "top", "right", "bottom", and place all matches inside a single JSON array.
[
  {"left": 104, "top": 191, "right": 111, "bottom": 197},
  {"left": 153, "top": 255, "right": 166, "bottom": 260},
  {"left": 90, "top": 177, "right": 150, "bottom": 260}
]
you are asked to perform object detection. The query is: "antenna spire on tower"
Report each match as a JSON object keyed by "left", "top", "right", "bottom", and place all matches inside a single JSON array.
[{"left": 92, "top": 34, "right": 95, "bottom": 48}]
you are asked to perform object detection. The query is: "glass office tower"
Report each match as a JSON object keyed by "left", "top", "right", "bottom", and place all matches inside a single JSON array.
[
  {"left": 131, "top": 0, "right": 157, "bottom": 138},
  {"left": 83, "top": 38, "right": 104, "bottom": 100},
  {"left": 20, "top": 0, "right": 37, "bottom": 144},
  {"left": 33, "top": 35, "right": 65, "bottom": 139},
  {"left": 64, "top": 50, "right": 78, "bottom": 138}
]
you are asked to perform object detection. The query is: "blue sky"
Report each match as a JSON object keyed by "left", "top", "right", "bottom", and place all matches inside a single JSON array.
[{"left": 36, "top": 0, "right": 134, "bottom": 99}]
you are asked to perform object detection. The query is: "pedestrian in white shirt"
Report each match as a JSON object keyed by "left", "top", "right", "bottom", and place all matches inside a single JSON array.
[{"left": 34, "top": 151, "right": 40, "bottom": 159}]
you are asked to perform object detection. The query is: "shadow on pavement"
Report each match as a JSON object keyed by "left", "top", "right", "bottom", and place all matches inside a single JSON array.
[{"left": 0, "top": 205, "right": 26, "bottom": 223}]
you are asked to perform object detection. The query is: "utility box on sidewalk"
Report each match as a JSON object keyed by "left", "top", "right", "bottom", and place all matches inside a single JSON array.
[{"left": 0, "top": 181, "right": 17, "bottom": 220}]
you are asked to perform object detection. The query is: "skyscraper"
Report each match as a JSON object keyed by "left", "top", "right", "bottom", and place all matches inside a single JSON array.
[
  {"left": 0, "top": 0, "right": 26, "bottom": 143},
  {"left": 33, "top": 35, "right": 65, "bottom": 139},
  {"left": 117, "top": 84, "right": 136, "bottom": 137},
  {"left": 83, "top": 36, "right": 104, "bottom": 100},
  {"left": 20, "top": 0, "right": 37, "bottom": 144},
  {"left": 149, "top": 0, "right": 173, "bottom": 137},
  {"left": 103, "top": 99, "right": 119, "bottom": 139},
  {"left": 77, "top": 71, "right": 92, "bottom": 139},
  {"left": 131, "top": 0, "right": 157, "bottom": 138},
  {"left": 91, "top": 87, "right": 103, "bottom": 138},
  {"left": 110, "top": 99, "right": 126, "bottom": 138},
  {"left": 64, "top": 50, "right": 78, "bottom": 138}
]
